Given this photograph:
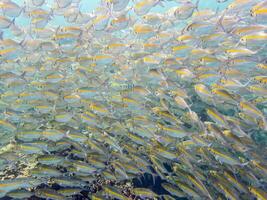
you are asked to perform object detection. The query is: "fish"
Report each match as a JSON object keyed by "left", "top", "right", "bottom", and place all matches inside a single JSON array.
[
  {"left": 35, "top": 188, "right": 65, "bottom": 200},
  {"left": 0, "top": 0, "right": 266, "bottom": 199},
  {"left": 102, "top": 0, "right": 130, "bottom": 12},
  {"left": 248, "top": 186, "right": 267, "bottom": 200},
  {"left": 0, "top": 16, "right": 15, "bottom": 29},
  {"left": 6, "top": 189, "right": 33, "bottom": 199},
  {"left": 31, "top": 0, "right": 46, "bottom": 6},
  {"left": 134, "top": 0, "right": 164, "bottom": 16},
  {"left": 167, "top": 0, "right": 200, "bottom": 20},
  {"left": 133, "top": 188, "right": 158, "bottom": 198},
  {"left": 0, "top": 1, "right": 24, "bottom": 18}
]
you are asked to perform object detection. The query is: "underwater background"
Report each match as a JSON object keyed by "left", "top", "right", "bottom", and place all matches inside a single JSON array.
[
  {"left": 0, "top": 0, "right": 267, "bottom": 199},
  {"left": 4, "top": 0, "right": 233, "bottom": 38}
]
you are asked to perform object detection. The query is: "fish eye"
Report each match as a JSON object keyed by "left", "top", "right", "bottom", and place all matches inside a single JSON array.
[
  {"left": 240, "top": 38, "right": 245, "bottom": 42},
  {"left": 156, "top": 90, "right": 163, "bottom": 96},
  {"left": 138, "top": 146, "right": 145, "bottom": 151},
  {"left": 250, "top": 10, "right": 256, "bottom": 17},
  {"left": 187, "top": 26, "right": 193, "bottom": 31},
  {"left": 229, "top": 60, "right": 234, "bottom": 65},
  {"left": 175, "top": 9, "right": 180, "bottom": 15},
  {"left": 228, "top": 4, "right": 234, "bottom": 9}
]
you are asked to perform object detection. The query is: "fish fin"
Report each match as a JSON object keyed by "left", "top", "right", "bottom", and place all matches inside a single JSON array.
[
  {"left": 207, "top": 143, "right": 213, "bottom": 147},
  {"left": 195, "top": 0, "right": 201, "bottom": 11},
  {"left": 8, "top": 18, "right": 15, "bottom": 28},
  {"left": 241, "top": 162, "right": 249, "bottom": 166},
  {"left": 150, "top": 172, "right": 157, "bottom": 185},
  {"left": 64, "top": 130, "right": 70, "bottom": 140},
  {"left": 217, "top": 9, "right": 228, "bottom": 32},
  {"left": 243, "top": 78, "right": 252, "bottom": 87},
  {"left": 158, "top": 1, "right": 165, "bottom": 7},
  {"left": 21, "top": 1, "right": 27, "bottom": 16}
]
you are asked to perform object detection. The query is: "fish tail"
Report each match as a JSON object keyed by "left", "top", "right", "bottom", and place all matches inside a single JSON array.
[
  {"left": 243, "top": 78, "right": 253, "bottom": 87},
  {"left": 158, "top": 0, "right": 165, "bottom": 8},
  {"left": 195, "top": 0, "right": 201, "bottom": 11},
  {"left": 8, "top": 18, "right": 15, "bottom": 28}
]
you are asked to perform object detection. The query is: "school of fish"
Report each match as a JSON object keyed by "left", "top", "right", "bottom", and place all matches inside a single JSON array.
[{"left": 0, "top": 0, "right": 267, "bottom": 199}]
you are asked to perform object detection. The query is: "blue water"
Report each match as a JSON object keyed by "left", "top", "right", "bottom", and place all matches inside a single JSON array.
[
  {"left": 5, "top": 0, "right": 234, "bottom": 39},
  {"left": 1, "top": 0, "right": 240, "bottom": 199}
]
